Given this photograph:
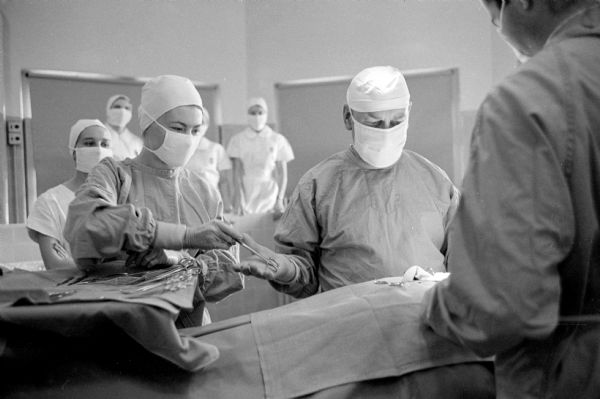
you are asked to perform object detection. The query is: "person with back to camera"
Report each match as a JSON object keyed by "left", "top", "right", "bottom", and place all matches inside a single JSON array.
[{"left": 423, "top": 1, "right": 600, "bottom": 397}]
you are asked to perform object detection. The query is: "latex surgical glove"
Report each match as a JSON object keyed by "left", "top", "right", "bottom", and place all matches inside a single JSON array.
[
  {"left": 126, "top": 248, "right": 181, "bottom": 269},
  {"left": 402, "top": 265, "right": 434, "bottom": 282},
  {"left": 183, "top": 220, "right": 244, "bottom": 250},
  {"left": 233, "top": 234, "right": 297, "bottom": 284}
]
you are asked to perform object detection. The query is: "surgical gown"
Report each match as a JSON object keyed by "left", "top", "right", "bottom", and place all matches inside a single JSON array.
[
  {"left": 26, "top": 184, "right": 75, "bottom": 259},
  {"left": 106, "top": 125, "right": 143, "bottom": 161},
  {"left": 273, "top": 146, "right": 459, "bottom": 298},
  {"left": 64, "top": 157, "right": 243, "bottom": 325},
  {"left": 423, "top": 4, "right": 600, "bottom": 398},
  {"left": 186, "top": 137, "right": 231, "bottom": 190},
  {"left": 226, "top": 126, "right": 294, "bottom": 214}
]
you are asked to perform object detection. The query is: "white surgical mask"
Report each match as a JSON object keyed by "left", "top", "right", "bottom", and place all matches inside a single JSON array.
[
  {"left": 107, "top": 108, "right": 132, "bottom": 128},
  {"left": 145, "top": 119, "right": 201, "bottom": 168},
  {"left": 352, "top": 116, "right": 408, "bottom": 168},
  {"left": 248, "top": 114, "right": 267, "bottom": 132},
  {"left": 75, "top": 147, "right": 113, "bottom": 173}
]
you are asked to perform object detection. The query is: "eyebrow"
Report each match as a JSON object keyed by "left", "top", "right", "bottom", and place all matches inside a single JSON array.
[
  {"left": 365, "top": 111, "right": 407, "bottom": 118},
  {"left": 168, "top": 121, "right": 203, "bottom": 128}
]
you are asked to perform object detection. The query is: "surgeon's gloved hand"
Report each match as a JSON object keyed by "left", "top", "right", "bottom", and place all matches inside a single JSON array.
[
  {"left": 126, "top": 248, "right": 181, "bottom": 269},
  {"left": 183, "top": 220, "right": 244, "bottom": 250},
  {"left": 233, "top": 234, "right": 297, "bottom": 284},
  {"left": 402, "top": 265, "right": 434, "bottom": 282}
]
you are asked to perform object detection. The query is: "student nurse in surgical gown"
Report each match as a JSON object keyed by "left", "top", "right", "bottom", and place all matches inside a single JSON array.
[
  {"left": 104, "top": 94, "right": 143, "bottom": 160},
  {"left": 65, "top": 75, "right": 244, "bottom": 326},
  {"left": 236, "top": 66, "right": 460, "bottom": 298},
  {"left": 26, "top": 120, "right": 113, "bottom": 270},
  {"left": 186, "top": 110, "right": 233, "bottom": 212},
  {"left": 226, "top": 97, "right": 294, "bottom": 215}
]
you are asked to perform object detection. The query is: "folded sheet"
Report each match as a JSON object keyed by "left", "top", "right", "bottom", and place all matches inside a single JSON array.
[{"left": 252, "top": 280, "right": 485, "bottom": 399}]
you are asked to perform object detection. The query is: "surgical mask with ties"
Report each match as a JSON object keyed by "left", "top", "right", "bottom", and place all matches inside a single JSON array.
[
  {"left": 144, "top": 118, "right": 201, "bottom": 168},
  {"left": 107, "top": 108, "right": 132, "bottom": 128},
  {"left": 352, "top": 116, "right": 408, "bottom": 168},
  {"left": 248, "top": 114, "right": 267, "bottom": 132},
  {"left": 75, "top": 147, "right": 113, "bottom": 173}
]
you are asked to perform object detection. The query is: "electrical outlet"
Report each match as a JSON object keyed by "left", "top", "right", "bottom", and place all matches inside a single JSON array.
[
  {"left": 6, "top": 118, "right": 23, "bottom": 146},
  {"left": 7, "top": 120, "right": 22, "bottom": 132},
  {"left": 8, "top": 132, "right": 22, "bottom": 145}
]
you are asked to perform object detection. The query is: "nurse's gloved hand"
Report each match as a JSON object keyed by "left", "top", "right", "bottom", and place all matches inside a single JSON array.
[
  {"left": 183, "top": 220, "right": 244, "bottom": 250},
  {"left": 233, "top": 234, "right": 297, "bottom": 284},
  {"left": 126, "top": 248, "right": 181, "bottom": 269}
]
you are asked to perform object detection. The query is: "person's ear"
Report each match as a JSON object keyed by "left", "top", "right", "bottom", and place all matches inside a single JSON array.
[{"left": 343, "top": 104, "right": 353, "bottom": 131}]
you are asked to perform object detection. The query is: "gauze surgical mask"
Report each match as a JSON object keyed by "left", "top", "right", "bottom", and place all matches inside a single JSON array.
[
  {"left": 107, "top": 108, "right": 132, "bottom": 128},
  {"left": 75, "top": 147, "right": 113, "bottom": 173},
  {"left": 352, "top": 116, "right": 408, "bottom": 168},
  {"left": 248, "top": 114, "right": 267, "bottom": 132},
  {"left": 143, "top": 112, "right": 201, "bottom": 168}
]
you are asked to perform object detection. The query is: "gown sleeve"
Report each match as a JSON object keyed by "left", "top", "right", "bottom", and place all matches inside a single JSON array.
[
  {"left": 276, "top": 134, "right": 295, "bottom": 163},
  {"left": 271, "top": 178, "right": 321, "bottom": 298},
  {"left": 64, "top": 157, "right": 157, "bottom": 267},
  {"left": 26, "top": 191, "right": 65, "bottom": 243}
]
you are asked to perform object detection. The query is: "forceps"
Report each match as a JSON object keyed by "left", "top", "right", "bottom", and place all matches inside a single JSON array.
[
  {"left": 238, "top": 241, "right": 279, "bottom": 272},
  {"left": 48, "top": 289, "right": 77, "bottom": 300}
]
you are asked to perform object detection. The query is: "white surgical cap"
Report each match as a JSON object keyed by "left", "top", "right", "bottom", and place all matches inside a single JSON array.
[
  {"left": 106, "top": 94, "right": 131, "bottom": 114},
  {"left": 68, "top": 119, "right": 106, "bottom": 154},
  {"left": 247, "top": 97, "right": 268, "bottom": 112},
  {"left": 346, "top": 66, "right": 410, "bottom": 112},
  {"left": 138, "top": 75, "right": 203, "bottom": 133}
]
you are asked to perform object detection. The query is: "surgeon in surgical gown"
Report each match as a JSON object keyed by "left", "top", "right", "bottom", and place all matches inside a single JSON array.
[
  {"left": 65, "top": 75, "right": 244, "bottom": 326},
  {"left": 236, "top": 66, "right": 460, "bottom": 298}
]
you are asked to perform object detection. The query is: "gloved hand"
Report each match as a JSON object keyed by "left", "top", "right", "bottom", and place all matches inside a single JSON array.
[
  {"left": 401, "top": 265, "right": 434, "bottom": 282},
  {"left": 233, "top": 234, "right": 297, "bottom": 284},
  {"left": 126, "top": 248, "right": 181, "bottom": 269},
  {"left": 183, "top": 220, "right": 244, "bottom": 250}
]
